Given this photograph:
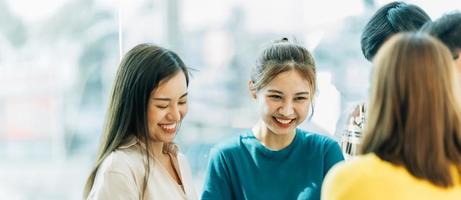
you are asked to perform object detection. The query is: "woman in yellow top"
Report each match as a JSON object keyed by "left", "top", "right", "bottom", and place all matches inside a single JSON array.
[{"left": 322, "top": 32, "right": 461, "bottom": 200}]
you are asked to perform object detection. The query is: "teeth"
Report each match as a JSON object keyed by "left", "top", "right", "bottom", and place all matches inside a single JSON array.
[
  {"left": 275, "top": 118, "right": 292, "bottom": 124},
  {"left": 160, "top": 123, "right": 176, "bottom": 130}
]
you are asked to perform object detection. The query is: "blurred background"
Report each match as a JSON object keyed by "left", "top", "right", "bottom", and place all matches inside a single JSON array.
[{"left": 0, "top": 0, "right": 459, "bottom": 199}]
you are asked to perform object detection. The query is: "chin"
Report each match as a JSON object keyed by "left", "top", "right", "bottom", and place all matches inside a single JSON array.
[
  {"left": 160, "top": 134, "right": 176, "bottom": 143},
  {"left": 151, "top": 131, "right": 176, "bottom": 143},
  {"left": 268, "top": 126, "right": 296, "bottom": 136}
]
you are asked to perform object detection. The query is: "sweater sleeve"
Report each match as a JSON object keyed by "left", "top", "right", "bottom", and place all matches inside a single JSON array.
[
  {"left": 323, "top": 140, "right": 345, "bottom": 177},
  {"left": 200, "top": 147, "right": 233, "bottom": 200}
]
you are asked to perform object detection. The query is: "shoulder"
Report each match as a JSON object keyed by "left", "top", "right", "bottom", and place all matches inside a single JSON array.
[
  {"left": 324, "top": 154, "right": 382, "bottom": 187},
  {"left": 210, "top": 134, "right": 245, "bottom": 155},
  {"left": 207, "top": 132, "right": 254, "bottom": 163},
  {"left": 98, "top": 144, "right": 145, "bottom": 176},
  {"left": 89, "top": 145, "right": 146, "bottom": 199},
  {"left": 297, "top": 129, "right": 344, "bottom": 163},
  {"left": 322, "top": 154, "right": 382, "bottom": 199},
  {"left": 297, "top": 129, "right": 339, "bottom": 148}
]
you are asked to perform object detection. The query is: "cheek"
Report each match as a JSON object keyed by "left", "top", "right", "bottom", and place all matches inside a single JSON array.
[
  {"left": 259, "top": 99, "right": 278, "bottom": 114},
  {"left": 179, "top": 105, "right": 188, "bottom": 118},
  {"left": 147, "top": 107, "right": 164, "bottom": 123},
  {"left": 295, "top": 103, "right": 310, "bottom": 116}
]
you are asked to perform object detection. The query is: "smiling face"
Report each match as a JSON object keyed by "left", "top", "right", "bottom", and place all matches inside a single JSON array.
[
  {"left": 251, "top": 69, "right": 311, "bottom": 136},
  {"left": 147, "top": 71, "right": 188, "bottom": 143}
]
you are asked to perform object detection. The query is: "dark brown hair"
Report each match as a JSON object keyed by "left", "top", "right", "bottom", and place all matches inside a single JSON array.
[
  {"left": 83, "top": 43, "right": 189, "bottom": 198},
  {"left": 250, "top": 38, "right": 316, "bottom": 115}
]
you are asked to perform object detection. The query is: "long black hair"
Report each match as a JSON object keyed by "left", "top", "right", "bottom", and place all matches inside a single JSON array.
[{"left": 83, "top": 43, "right": 189, "bottom": 198}]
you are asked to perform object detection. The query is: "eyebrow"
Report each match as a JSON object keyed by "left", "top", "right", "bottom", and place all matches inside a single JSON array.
[
  {"left": 267, "top": 89, "right": 309, "bottom": 96},
  {"left": 152, "top": 93, "right": 188, "bottom": 101}
]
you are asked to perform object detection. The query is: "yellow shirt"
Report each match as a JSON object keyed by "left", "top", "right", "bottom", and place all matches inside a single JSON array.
[{"left": 322, "top": 153, "right": 461, "bottom": 200}]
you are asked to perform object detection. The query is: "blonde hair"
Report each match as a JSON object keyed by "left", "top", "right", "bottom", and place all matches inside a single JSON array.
[{"left": 361, "top": 32, "right": 461, "bottom": 187}]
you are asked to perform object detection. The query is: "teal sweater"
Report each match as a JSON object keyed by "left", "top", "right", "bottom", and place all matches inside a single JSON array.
[{"left": 201, "top": 129, "right": 344, "bottom": 200}]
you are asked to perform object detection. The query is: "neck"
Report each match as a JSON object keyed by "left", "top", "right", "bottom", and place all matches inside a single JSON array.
[
  {"left": 148, "top": 139, "right": 165, "bottom": 157},
  {"left": 252, "top": 120, "right": 296, "bottom": 150}
]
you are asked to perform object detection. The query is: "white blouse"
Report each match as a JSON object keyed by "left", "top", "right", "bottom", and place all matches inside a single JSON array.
[{"left": 88, "top": 137, "right": 197, "bottom": 200}]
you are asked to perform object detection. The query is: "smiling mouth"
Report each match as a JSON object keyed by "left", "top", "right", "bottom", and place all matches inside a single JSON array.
[
  {"left": 272, "top": 117, "right": 295, "bottom": 128},
  {"left": 159, "top": 123, "right": 177, "bottom": 133}
]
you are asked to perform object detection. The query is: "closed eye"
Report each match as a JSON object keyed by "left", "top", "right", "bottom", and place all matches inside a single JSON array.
[
  {"left": 156, "top": 105, "right": 168, "bottom": 109},
  {"left": 268, "top": 95, "right": 282, "bottom": 100},
  {"left": 294, "top": 96, "right": 308, "bottom": 101}
]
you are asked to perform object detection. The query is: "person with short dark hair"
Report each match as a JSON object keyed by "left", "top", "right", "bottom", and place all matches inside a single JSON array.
[
  {"left": 361, "top": 1, "right": 431, "bottom": 61},
  {"left": 420, "top": 11, "right": 461, "bottom": 70},
  {"left": 341, "top": 1, "right": 431, "bottom": 158}
]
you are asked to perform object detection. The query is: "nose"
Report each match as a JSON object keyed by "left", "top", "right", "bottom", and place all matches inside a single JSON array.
[
  {"left": 279, "top": 100, "right": 294, "bottom": 116},
  {"left": 167, "top": 105, "right": 181, "bottom": 121}
]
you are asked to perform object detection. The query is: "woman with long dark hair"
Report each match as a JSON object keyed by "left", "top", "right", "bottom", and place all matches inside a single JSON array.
[{"left": 83, "top": 44, "right": 197, "bottom": 199}]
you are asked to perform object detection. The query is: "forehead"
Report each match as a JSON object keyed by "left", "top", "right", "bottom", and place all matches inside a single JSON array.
[
  {"left": 262, "top": 70, "right": 311, "bottom": 92},
  {"left": 152, "top": 71, "right": 187, "bottom": 97}
]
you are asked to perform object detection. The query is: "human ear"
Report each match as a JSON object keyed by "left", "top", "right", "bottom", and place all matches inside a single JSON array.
[
  {"left": 248, "top": 80, "right": 257, "bottom": 99},
  {"left": 455, "top": 52, "right": 461, "bottom": 72}
]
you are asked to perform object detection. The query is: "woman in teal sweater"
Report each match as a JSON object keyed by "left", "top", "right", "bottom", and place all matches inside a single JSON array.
[{"left": 201, "top": 38, "right": 344, "bottom": 200}]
